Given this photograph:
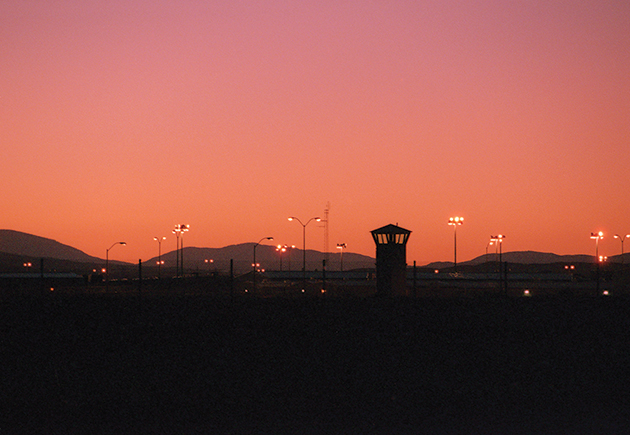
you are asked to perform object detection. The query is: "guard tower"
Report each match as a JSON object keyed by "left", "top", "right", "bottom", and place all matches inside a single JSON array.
[{"left": 371, "top": 224, "right": 411, "bottom": 296}]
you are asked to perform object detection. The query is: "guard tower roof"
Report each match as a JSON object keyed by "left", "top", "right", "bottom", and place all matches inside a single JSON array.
[{"left": 371, "top": 224, "right": 411, "bottom": 245}]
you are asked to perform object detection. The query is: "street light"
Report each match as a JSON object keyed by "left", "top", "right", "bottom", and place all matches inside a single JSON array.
[
  {"left": 253, "top": 236, "right": 273, "bottom": 293},
  {"left": 173, "top": 224, "right": 189, "bottom": 277},
  {"left": 490, "top": 235, "right": 505, "bottom": 293},
  {"left": 591, "top": 231, "right": 604, "bottom": 295},
  {"left": 288, "top": 216, "right": 321, "bottom": 290},
  {"left": 153, "top": 236, "right": 166, "bottom": 279},
  {"left": 276, "top": 245, "right": 288, "bottom": 271},
  {"left": 106, "top": 241, "right": 126, "bottom": 289},
  {"left": 448, "top": 217, "right": 464, "bottom": 272},
  {"left": 336, "top": 243, "right": 347, "bottom": 271},
  {"left": 590, "top": 231, "right": 604, "bottom": 260},
  {"left": 614, "top": 234, "right": 630, "bottom": 265},
  {"left": 490, "top": 235, "right": 505, "bottom": 261}
]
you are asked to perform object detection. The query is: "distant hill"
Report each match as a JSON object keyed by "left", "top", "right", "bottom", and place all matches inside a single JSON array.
[
  {"left": 0, "top": 230, "right": 102, "bottom": 263},
  {"left": 470, "top": 251, "right": 595, "bottom": 265},
  {"left": 426, "top": 250, "right": 619, "bottom": 269},
  {"left": 0, "top": 230, "right": 374, "bottom": 274},
  {"left": 148, "top": 244, "right": 376, "bottom": 274},
  {"left": 5, "top": 230, "right": 626, "bottom": 275}
]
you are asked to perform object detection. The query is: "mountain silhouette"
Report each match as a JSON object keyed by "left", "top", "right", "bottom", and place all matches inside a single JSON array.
[
  {"left": 426, "top": 250, "right": 611, "bottom": 269},
  {"left": 2, "top": 230, "right": 622, "bottom": 273},
  {"left": 0, "top": 229, "right": 102, "bottom": 263},
  {"left": 147, "top": 244, "right": 376, "bottom": 273}
]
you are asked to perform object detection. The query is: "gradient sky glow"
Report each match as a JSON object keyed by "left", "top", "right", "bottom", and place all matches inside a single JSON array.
[{"left": 2, "top": 1, "right": 629, "bottom": 265}]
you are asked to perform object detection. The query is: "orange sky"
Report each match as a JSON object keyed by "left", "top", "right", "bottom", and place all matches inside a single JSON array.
[{"left": 2, "top": 1, "right": 629, "bottom": 265}]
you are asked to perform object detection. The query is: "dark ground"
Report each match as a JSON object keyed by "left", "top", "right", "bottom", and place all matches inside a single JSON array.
[{"left": 2, "top": 292, "right": 630, "bottom": 434}]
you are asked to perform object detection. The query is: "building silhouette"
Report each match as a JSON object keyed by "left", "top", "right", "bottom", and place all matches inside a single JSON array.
[{"left": 371, "top": 224, "right": 411, "bottom": 296}]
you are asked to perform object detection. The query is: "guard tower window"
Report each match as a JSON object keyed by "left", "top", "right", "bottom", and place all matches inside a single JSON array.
[{"left": 371, "top": 225, "right": 411, "bottom": 245}]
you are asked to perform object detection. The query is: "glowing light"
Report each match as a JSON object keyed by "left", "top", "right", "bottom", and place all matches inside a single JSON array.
[{"left": 448, "top": 216, "right": 464, "bottom": 225}]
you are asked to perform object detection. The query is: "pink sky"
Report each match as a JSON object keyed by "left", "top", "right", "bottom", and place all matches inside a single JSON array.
[{"left": 2, "top": 1, "right": 629, "bottom": 265}]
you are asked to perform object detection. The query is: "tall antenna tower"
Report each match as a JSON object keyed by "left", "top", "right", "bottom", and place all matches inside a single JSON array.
[{"left": 322, "top": 202, "right": 330, "bottom": 263}]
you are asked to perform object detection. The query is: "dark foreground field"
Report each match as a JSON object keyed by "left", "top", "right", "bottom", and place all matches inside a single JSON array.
[{"left": 2, "top": 293, "right": 630, "bottom": 434}]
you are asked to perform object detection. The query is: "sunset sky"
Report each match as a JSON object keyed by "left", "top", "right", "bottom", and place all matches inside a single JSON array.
[{"left": 2, "top": 1, "right": 629, "bottom": 265}]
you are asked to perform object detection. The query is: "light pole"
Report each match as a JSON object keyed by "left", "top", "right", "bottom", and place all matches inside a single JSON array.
[
  {"left": 173, "top": 224, "right": 189, "bottom": 277},
  {"left": 614, "top": 234, "right": 630, "bottom": 265},
  {"left": 448, "top": 217, "right": 464, "bottom": 272},
  {"left": 288, "top": 216, "right": 321, "bottom": 290},
  {"left": 276, "top": 245, "right": 288, "bottom": 271},
  {"left": 106, "top": 241, "right": 126, "bottom": 290},
  {"left": 490, "top": 235, "right": 504, "bottom": 265},
  {"left": 252, "top": 236, "right": 273, "bottom": 293},
  {"left": 591, "top": 232, "right": 604, "bottom": 260},
  {"left": 154, "top": 236, "right": 166, "bottom": 279},
  {"left": 490, "top": 235, "right": 505, "bottom": 293},
  {"left": 336, "top": 243, "right": 347, "bottom": 271},
  {"left": 591, "top": 231, "right": 604, "bottom": 294}
]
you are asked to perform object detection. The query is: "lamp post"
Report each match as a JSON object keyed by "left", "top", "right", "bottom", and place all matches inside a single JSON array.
[
  {"left": 173, "top": 224, "right": 189, "bottom": 277},
  {"left": 336, "top": 243, "right": 347, "bottom": 271},
  {"left": 288, "top": 216, "right": 321, "bottom": 290},
  {"left": 253, "top": 236, "right": 273, "bottom": 294},
  {"left": 591, "top": 232, "right": 604, "bottom": 260},
  {"left": 448, "top": 217, "right": 464, "bottom": 272},
  {"left": 591, "top": 231, "right": 604, "bottom": 294},
  {"left": 153, "top": 236, "right": 166, "bottom": 279},
  {"left": 490, "top": 235, "right": 505, "bottom": 293},
  {"left": 614, "top": 234, "right": 630, "bottom": 265},
  {"left": 106, "top": 241, "right": 126, "bottom": 290},
  {"left": 276, "top": 245, "right": 287, "bottom": 271},
  {"left": 490, "top": 235, "right": 504, "bottom": 265}
]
